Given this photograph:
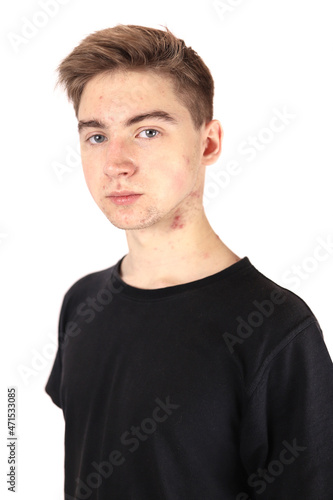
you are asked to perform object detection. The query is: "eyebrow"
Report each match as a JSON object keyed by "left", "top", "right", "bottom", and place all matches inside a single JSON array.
[
  {"left": 78, "top": 119, "right": 105, "bottom": 132},
  {"left": 78, "top": 110, "right": 179, "bottom": 132},
  {"left": 124, "top": 111, "right": 179, "bottom": 127}
]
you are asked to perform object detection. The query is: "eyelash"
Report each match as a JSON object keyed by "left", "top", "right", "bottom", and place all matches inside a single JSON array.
[
  {"left": 87, "top": 134, "right": 106, "bottom": 145},
  {"left": 138, "top": 129, "right": 160, "bottom": 139},
  {"left": 86, "top": 129, "right": 160, "bottom": 144}
]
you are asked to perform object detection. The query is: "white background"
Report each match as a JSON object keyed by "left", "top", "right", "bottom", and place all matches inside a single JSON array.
[{"left": 1, "top": 0, "right": 332, "bottom": 498}]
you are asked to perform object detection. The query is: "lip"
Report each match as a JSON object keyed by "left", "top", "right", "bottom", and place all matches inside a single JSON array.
[
  {"left": 107, "top": 191, "right": 142, "bottom": 206},
  {"left": 108, "top": 191, "right": 139, "bottom": 196}
]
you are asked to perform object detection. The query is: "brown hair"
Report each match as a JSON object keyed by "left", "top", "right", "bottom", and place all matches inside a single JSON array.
[{"left": 57, "top": 24, "right": 214, "bottom": 129}]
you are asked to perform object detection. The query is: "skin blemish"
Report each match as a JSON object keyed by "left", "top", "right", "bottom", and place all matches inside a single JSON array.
[
  {"left": 171, "top": 215, "right": 185, "bottom": 230},
  {"left": 190, "top": 190, "right": 201, "bottom": 199}
]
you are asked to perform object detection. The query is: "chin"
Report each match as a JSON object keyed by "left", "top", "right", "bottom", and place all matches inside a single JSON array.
[
  {"left": 103, "top": 212, "right": 163, "bottom": 231},
  {"left": 98, "top": 198, "right": 171, "bottom": 230}
]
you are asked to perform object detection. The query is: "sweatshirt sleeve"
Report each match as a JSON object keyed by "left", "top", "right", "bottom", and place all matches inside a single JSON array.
[{"left": 238, "top": 319, "right": 333, "bottom": 500}]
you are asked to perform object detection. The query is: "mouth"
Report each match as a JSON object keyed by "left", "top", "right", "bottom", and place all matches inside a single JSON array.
[{"left": 106, "top": 191, "right": 142, "bottom": 206}]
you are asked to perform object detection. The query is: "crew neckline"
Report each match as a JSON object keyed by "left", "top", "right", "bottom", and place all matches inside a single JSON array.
[{"left": 110, "top": 256, "right": 253, "bottom": 300}]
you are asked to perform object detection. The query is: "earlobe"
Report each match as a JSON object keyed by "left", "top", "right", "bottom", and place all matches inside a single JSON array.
[{"left": 202, "top": 120, "right": 223, "bottom": 166}]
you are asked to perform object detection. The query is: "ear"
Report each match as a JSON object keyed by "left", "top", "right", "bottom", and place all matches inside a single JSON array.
[{"left": 201, "top": 120, "right": 223, "bottom": 166}]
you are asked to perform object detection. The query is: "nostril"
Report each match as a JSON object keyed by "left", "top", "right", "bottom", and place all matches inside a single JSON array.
[{"left": 103, "top": 159, "right": 137, "bottom": 178}]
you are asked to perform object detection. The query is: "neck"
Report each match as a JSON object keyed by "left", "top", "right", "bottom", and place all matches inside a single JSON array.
[{"left": 120, "top": 208, "right": 240, "bottom": 289}]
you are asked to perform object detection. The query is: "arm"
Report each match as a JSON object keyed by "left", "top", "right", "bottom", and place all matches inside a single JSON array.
[{"left": 239, "top": 320, "right": 333, "bottom": 499}]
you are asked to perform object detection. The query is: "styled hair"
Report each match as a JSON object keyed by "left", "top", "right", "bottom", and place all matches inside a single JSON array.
[{"left": 57, "top": 24, "right": 214, "bottom": 129}]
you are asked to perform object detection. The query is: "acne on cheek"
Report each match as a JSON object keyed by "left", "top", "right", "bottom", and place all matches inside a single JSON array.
[
  {"left": 172, "top": 155, "right": 197, "bottom": 189},
  {"left": 182, "top": 154, "right": 191, "bottom": 166},
  {"left": 170, "top": 165, "right": 189, "bottom": 192}
]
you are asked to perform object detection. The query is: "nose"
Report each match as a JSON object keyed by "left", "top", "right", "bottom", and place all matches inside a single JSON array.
[{"left": 103, "top": 137, "right": 137, "bottom": 178}]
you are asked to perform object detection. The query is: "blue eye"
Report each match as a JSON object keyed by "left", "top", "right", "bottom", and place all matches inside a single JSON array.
[
  {"left": 138, "top": 129, "right": 160, "bottom": 139},
  {"left": 88, "top": 134, "right": 107, "bottom": 144}
]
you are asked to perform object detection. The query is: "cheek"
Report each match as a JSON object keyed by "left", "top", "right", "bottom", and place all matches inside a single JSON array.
[
  {"left": 147, "top": 152, "right": 187, "bottom": 191},
  {"left": 159, "top": 156, "right": 194, "bottom": 196},
  {"left": 81, "top": 161, "right": 92, "bottom": 185},
  {"left": 173, "top": 172, "right": 188, "bottom": 192},
  {"left": 156, "top": 168, "right": 188, "bottom": 197},
  {"left": 171, "top": 155, "right": 195, "bottom": 190}
]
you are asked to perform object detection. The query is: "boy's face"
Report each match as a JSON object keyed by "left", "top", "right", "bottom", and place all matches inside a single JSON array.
[{"left": 78, "top": 69, "right": 219, "bottom": 231}]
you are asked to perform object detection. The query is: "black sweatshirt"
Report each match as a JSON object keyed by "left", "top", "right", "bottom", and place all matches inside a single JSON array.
[{"left": 45, "top": 256, "right": 333, "bottom": 499}]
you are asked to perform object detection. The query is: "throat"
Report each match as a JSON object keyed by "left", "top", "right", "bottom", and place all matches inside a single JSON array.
[{"left": 119, "top": 239, "right": 240, "bottom": 290}]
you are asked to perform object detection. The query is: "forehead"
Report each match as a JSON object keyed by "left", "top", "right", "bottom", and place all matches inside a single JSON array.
[{"left": 78, "top": 69, "right": 189, "bottom": 120}]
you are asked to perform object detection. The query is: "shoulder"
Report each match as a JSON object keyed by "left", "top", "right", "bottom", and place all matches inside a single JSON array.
[
  {"left": 219, "top": 258, "right": 321, "bottom": 387},
  {"left": 211, "top": 257, "right": 316, "bottom": 330},
  {"left": 60, "top": 261, "right": 121, "bottom": 313},
  {"left": 247, "top": 260, "right": 316, "bottom": 325}
]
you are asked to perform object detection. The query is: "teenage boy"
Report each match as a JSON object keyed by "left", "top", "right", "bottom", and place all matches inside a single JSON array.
[{"left": 46, "top": 24, "right": 333, "bottom": 500}]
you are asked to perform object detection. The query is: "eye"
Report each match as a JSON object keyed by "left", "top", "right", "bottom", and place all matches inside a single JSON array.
[
  {"left": 88, "top": 134, "right": 107, "bottom": 144},
  {"left": 138, "top": 129, "right": 160, "bottom": 139}
]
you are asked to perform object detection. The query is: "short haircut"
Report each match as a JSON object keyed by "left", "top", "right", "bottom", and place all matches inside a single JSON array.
[{"left": 57, "top": 24, "right": 214, "bottom": 129}]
